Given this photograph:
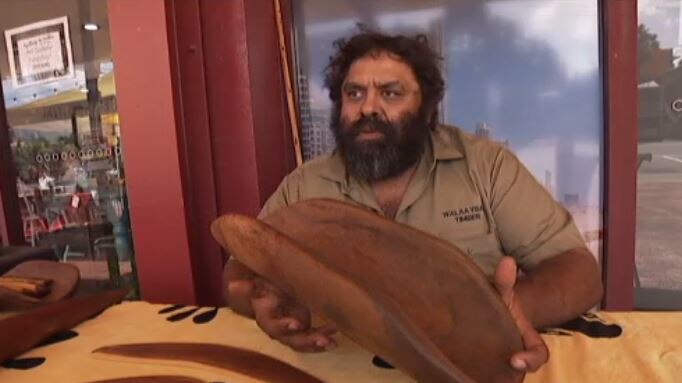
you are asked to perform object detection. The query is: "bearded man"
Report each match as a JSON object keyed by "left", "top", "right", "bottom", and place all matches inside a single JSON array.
[{"left": 224, "top": 30, "right": 603, "bottom": 373}]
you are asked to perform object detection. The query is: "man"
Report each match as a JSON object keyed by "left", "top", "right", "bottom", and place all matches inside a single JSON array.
[
  {"left": 38, "top": 170, "right": 55, "bottom": 191},
  {"left": 225, "top": 31, "right": 603, "bottom": 373}
]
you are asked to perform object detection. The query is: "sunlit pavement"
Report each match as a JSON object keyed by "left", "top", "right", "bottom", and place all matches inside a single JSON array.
[{"left": 636, "top": 140, "right": 682, "bottom": 291}]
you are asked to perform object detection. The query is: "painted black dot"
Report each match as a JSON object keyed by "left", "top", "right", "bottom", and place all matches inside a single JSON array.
[
  {"left": 158, "top": 304, "right": 186, "bottom": 314},
  {"left": 38, "top": 330, "right": 79, "bottom": 347},
  {"left": 372, "top": 355, "right": 394, "bottom": 369},
  {"left": 2, "top": 357, "right": 46, "bottom": 370},
  {"left": 558, "top": 317, "right": 623, "bottom": 338},
  {"left": 193, "top": 307, "right": 219, "bottom": 324}
]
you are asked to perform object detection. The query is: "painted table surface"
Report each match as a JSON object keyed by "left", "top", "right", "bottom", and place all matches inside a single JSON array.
[{"left": 0, "top": 302, "right": 680, "bottom": 383}]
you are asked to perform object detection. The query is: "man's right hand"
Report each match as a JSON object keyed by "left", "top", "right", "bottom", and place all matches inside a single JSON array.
[{"left": 224, "top": 258, "right": 337, "bottom": 352}]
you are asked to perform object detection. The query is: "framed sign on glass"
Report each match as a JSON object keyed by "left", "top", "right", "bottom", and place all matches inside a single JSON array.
[{"left": 4, "top": 16, "right": 75, "bottom": 88}]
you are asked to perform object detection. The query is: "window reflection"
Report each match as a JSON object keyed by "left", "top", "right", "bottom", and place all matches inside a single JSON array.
[
  {"left": 1, "top": 0, "right": 137, "bottom": 297},
  {"left": 636, "top": 0, "right": 682, "bottom": 309},
  {"left": 293, "top": 0, "right": 603, "bottom": 259}
]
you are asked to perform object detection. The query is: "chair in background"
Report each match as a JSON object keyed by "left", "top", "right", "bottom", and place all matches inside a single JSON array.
[{"left": 21, "top": 195, "right": 48, "bottom": 246}]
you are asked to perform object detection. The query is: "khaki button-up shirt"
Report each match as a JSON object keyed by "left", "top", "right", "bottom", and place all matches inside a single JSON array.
[{"left": 260, "top": 125, "right": 586, "bottom": 275}]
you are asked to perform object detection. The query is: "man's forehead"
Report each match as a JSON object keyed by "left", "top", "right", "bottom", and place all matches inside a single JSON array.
[
  {"left": 343, "top": 80, "right": 404, "bottom": 89},
  {"left": 343, "top": 52, "right": 418, "bottom": 86}
]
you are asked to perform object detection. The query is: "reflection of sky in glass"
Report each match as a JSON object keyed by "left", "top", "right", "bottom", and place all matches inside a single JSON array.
[
  {"left": 639, "top": 0, "right": 682, "bottom": 49},
  {"left": 295, "top": 0, "right": 603, "bottom": 238},
  {"left": 486, "top": 1, "right": 599, "bottom": 80}
]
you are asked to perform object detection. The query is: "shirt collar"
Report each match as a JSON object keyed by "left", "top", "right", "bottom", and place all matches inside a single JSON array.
[
  {"left": 431, "top": 124, "right": 465, "bottom": 160},
  {"left": 319, "top": 150, "right": 348, "bottom": 184}
]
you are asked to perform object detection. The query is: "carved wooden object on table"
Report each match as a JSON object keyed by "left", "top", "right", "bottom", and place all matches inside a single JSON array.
[
  {"left": 94, "top": 343, "right": 323, "bottom": 383},
  {"left": 85, "top": 376, "right": 206, "bottom": 383},
  {"left": 211, "top": 199, "right": 524, "bottom": 383},
  {"left": 0, "top": 260, "right": 79, "bottom": 310},
  {"left": 0, "top": 288, "right": 128, "bottom": 362}
]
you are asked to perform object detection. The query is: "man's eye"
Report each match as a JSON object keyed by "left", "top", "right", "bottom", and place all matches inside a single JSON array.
[
  {"left": 382, "top": 90, "right": 403, "bottom": 99},
  {"left": 346, "top": 90, "right": 363, "bottom": 99}
]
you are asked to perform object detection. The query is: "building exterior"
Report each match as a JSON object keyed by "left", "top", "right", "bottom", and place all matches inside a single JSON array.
[{"left": 0, "top": 0, "right": 672, "bottom": 310}]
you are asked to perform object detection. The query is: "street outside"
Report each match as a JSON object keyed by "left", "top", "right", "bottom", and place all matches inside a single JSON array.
[{"left": 636, "top": 140, "right": 682, "bottom": 291}]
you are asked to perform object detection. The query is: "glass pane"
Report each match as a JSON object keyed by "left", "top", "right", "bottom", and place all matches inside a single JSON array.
[
  {"left": 293, "top": 0, "right": 603, "bottom": 260},
  {"left": 636, "top": 0, "right": 682, "bottom": 309},
  {"left": 0, "top": 0, "right": 138, "bottom": 298}
]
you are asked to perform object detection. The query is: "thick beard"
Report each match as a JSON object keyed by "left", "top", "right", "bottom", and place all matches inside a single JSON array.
[{"left": 331, "top": 108, "right": 430, "bottom": 182}]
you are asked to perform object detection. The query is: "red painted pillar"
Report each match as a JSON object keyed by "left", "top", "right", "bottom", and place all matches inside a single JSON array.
[
  {"left": 200, "top": 0, "right": 296, "bottom": 218},
  {"left": 164, "top": 0, "right": 224, "bottom": 306},
  {"left": 194, "top": 0, "right": 296, "bottom": 304},
  {"left": 602, "top": 0, "right": 638, "bottom": 310},
  {"left": 108, "top": 0, "right": 197, "bottom": 304}
]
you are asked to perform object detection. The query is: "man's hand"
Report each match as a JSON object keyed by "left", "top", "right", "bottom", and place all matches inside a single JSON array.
[
  {"left": 493, "top": 256, "right": 549, "bottom": 373},
  {"left": 251, "top": 279, "right": 338, "bottom": 352},
  {"left": 224, "top": 258, "right": 337, "bottom": 352},
  {"left": 223, "top": 257, "right": 258, "bottom": 317}
]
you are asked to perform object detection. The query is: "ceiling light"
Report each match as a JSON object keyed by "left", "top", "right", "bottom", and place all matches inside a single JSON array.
[{"left": 83, "top": 23, "right": 99, "bottom": 31}]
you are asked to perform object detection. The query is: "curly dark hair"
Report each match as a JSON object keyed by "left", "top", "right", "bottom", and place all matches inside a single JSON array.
[{"left": 324, "top": 30, "right": 445, "bottom": 129}]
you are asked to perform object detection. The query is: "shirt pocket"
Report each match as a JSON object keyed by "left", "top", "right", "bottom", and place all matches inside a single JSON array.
[{"left": 437, "top": 231, "right": 503, "bottom": 276}]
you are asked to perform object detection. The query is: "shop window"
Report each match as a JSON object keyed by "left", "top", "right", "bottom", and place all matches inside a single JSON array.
[
  {"left": 635, "top": 0, "right": 682, "bottom": 309},
  {"left": 292, "top": 0, "right": 604, "bottom": 261},
  {"left": 0, "top": 0, "right": 137, "bottom": 297}
]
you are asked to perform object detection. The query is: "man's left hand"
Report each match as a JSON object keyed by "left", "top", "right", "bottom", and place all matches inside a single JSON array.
[{"left": 493, "top": 256, "right": 550, "bottom": 372}]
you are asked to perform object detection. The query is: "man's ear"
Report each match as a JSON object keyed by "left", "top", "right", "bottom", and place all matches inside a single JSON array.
[{"left": 420, "top": 103, "right": 438, "bottom": 130}]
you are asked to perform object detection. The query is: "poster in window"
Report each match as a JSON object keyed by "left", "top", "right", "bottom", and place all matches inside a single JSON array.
[{"left": 4, "top": 16, "right": 74, "bottom": 88}]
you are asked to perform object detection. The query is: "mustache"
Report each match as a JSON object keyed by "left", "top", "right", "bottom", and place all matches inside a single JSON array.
[{"left": 347, "top": 116, "right": 395, "bottom": 137}]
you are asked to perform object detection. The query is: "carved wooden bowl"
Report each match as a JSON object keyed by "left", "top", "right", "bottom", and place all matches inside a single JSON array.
[{"left": 211, "top": 199, "right": 524, "bottom": 383}]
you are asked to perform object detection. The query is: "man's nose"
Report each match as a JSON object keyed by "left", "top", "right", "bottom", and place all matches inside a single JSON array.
[{"left": 360, "top": 90, "right": 381, "bottom": 117}]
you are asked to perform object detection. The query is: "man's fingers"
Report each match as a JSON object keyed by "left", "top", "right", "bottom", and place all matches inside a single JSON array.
[
  {"left": 255, "top": 296, "right": 338, "bottom": 353},
  {"left": 252, "top": 291, "right": 287, "bottom": 333},
  {"left": 223, "top": 258, "right": 258, "bottom": 316},
  {"left": 225, "top": 279, "right": 256, "bottom": 317},
  {"left": 227, "top": 280, "right": 255, "bottom": 300},
  {"left": 247, "top": 279, "right": 337, "bottom": 354},
  {"left": 281, "top": 300, "right": 313, "bottom": 329},
  {"left": 492, "top": 256, "right": 550, "bottom": 373},
  {"left": 279, "top": 327, "right": 338, "bottom": 353},
  {"left": 512, "top": 315, "right": 549, "bottom": 372},
  {"left": 252, "top": 286, "right": 315, "bottom": 338},
  {"left": 493, "top": 256, "right": 517, "bottom": 305},
  {"left": 510, "top": 342, "right": 549, "bottom": 372},
  {"left": 258, "top": 314, "right": 304, "bottom": 338}
]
